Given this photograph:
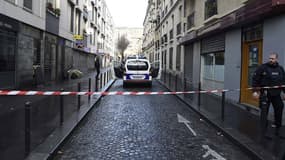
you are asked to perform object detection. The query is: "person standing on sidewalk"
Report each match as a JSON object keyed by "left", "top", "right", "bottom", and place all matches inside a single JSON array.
[{"left": 252, "top": 52, "right": 285, "bottom": 137}]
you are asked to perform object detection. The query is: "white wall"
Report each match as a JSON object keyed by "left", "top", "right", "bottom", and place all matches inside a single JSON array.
[
  {"left": 263, "top": 14, "right": 285, "bottom": 66},
  {"left": 224, "top": 29, "right": 242, "bottom": 102},
  {"left": 0, "top": 0, "right": 45, "bottom": 30}
]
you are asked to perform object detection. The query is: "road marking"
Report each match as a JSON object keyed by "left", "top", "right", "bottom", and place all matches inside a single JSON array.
[
  {"left": 202, "top": 145, "right": 226, "bottom": 160},
  {"left": 177, "top": 114, "right": 197, "bottom": 136}
]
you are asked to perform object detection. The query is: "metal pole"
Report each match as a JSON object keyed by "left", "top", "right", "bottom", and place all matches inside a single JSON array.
[
  {"left": 198, "top": 82, "right": 201, "bottom": 111},
  {"left": 175, "top": 74, "right": 178, "bottom": 91},
  {"left": 77, "top": 82, "right": 81, "bottom": 110},
  {"left": 25, "top": 101, "right": 31, "bottom": 156},
  {"left": 221, "top": 91, "right": 225, "bottom": 122},
  {"left": 60, "top": 88, "right": 64, "bottom": 125},
  {"left": 88, "top": 78, "right": 91, "bottom": 101}
]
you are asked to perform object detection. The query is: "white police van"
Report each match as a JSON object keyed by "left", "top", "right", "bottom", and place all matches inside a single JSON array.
[{"left": 113, "top": 56, "right": 160, "bottom": 87}]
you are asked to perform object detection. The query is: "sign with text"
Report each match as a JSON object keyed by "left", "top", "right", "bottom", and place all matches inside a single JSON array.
[{"left": 73, "top": 34, "right": 83, "bottom": 40}]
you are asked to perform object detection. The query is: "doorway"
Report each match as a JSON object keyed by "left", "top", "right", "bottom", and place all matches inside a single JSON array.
[{"left": 240, "top": 41, "right": 262, "bottom": 106}]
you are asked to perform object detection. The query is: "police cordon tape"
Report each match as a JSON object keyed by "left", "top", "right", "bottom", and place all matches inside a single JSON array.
[{"left": 1, "top": 85, "right": 285, "bottom": 96}]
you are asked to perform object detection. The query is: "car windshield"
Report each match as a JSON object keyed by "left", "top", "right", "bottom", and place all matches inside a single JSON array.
[{"left": 127, "top": 60, "right": 149, "bottom": 71}]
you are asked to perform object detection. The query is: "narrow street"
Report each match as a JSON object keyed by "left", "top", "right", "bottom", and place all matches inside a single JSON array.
[{"left": 54, "top": 80, "right": 250, "bottom": 160}]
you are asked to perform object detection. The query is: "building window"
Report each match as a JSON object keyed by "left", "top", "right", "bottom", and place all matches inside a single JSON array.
[
  {"left": 176, "top": 45, "right": 181, "bottom": 71},
  {"left": 24, "top": 0, "right": 32, "bottom": 10},
  {"left": 92, "top": 4, "right": 95, "bottom": 21},
  {"left": 176, "top": 23, "right": 181, "bottom": 35},
  {"left": 75, "top": 10, "right": 81, "bottom": 35},
  {"left": 243, "top": 24, "right": 263, "bottom": 42},
  {"left": 47, "top": 0, "right": 60, "bottom": 16},
  {"left": 47, "top": 0, "right": 60, "bottom": 9},
  {"left": 187, "top": 12, "right": 195, "bottom": 30},
  {"left": 205, "top": 0, "right": 217, "bottom": 20},
  {"left": 201, "top": 52, "right": 224, "bottom": 91},
  {"left": 70, "top": 4, "right": 74, "bottom": 32},
  {"left": 169, "top": 47, "right": 173, "bottom": 70}
]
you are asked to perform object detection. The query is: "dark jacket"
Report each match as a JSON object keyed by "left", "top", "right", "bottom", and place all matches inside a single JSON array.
[{"left": 252, "top": 62, "right": 285, "bottom": 96}]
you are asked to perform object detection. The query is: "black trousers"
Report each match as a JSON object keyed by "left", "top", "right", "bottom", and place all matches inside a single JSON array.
[{"left": 260, "top": 93, "right": 284, "bottom": 128}]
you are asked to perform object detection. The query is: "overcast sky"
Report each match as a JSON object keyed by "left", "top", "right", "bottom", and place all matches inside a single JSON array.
[{"left": 105, "top": 0, "right": 148, "bottom": 28}]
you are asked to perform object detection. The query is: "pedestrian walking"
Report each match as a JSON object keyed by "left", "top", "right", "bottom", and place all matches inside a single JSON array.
[{"left": 252, "top": 52, "right": 285, "bottom": 137}]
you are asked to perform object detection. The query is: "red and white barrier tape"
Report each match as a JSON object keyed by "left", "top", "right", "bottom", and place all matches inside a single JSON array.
[
  {"left": 0, "top": 90, "right": 229, "bottom": 96},
  {"left": 0, "top": 85, "right": 284, "bottom": 96}
]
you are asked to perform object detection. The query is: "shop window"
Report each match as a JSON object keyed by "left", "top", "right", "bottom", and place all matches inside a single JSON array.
[
  {"left": 205, "top": 0, "right": 217, "bottom": 20},
  {"left": 201, "top": 52, "right": 224, "bottom": 91}
]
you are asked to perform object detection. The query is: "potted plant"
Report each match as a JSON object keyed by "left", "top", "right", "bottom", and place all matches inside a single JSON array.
[{"left": 54, "top": 8, "right": 61, "bottom": 16}]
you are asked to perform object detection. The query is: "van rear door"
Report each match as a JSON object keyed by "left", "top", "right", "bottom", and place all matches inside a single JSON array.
[
  {"left": 150, "top": 61, "right": 160, "bottom": 78},
  {"left": 113, "top": 61, "right": 124, "bottom": 78}
]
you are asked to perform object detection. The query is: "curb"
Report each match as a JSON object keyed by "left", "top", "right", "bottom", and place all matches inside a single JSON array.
[
  {"left": 25, "top": 79, "right": 116, "bottom": 160},
  {"left": 157, "top": 80, "right": 272, "bottom": 160}
]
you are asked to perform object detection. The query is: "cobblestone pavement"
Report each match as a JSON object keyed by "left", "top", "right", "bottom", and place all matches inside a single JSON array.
[{"left": 54, "top": 80, "right": 250, "bottom": 160}]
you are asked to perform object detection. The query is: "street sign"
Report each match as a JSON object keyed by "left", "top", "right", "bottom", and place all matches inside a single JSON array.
[{"left": 73, "top": 35, "right": 83, "bottom": 40}]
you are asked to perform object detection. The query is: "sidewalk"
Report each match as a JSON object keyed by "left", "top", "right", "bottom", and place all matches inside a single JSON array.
[
  {"left": 0, "top": 68, "right": 114, "bottom": 160},
  {"left": 23, "top": 69, "right": 114, "bottom": 160},
  {"left": 159, "top": 80, "right": 285, "bottom": 160}
]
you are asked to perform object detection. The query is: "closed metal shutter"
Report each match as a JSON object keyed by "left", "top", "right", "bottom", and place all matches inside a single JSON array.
[{"left": 201, "top": 34, "right": 225, "bottom": 53}]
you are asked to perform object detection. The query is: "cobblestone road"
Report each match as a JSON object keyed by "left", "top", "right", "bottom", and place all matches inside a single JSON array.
[{"left": 54, "top": 80, "right": 250, "bottom": 160}]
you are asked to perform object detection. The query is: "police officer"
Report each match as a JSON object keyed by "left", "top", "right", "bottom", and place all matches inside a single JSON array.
[{"left": 252, "top": 52, "right": 285, "bottom": 136}]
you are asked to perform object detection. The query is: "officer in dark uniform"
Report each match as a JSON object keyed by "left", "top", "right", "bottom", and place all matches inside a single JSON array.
[{"left": 252, "top": 52, "right": 285, "bottom": 137}]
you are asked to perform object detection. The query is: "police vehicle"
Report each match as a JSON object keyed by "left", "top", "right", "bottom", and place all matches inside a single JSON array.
[{"left": 113, "top": 56, "right": 160, "bottom": 87}]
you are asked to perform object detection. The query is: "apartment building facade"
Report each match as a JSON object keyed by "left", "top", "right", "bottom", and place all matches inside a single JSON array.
[
  {"left": 143, "top": 0, "right": 185, "bottom": 90},
  {"left": 0, "top": 0, "right": 114, "bottom": 89},
  {"left": 143, "top": 0, "right": 285, "bottom": 107}
]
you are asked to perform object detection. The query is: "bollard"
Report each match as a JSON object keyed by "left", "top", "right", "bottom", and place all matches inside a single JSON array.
[
  {"left": 60, "top": 88, "right": 64, "bottom": 125},
  {"left": 169, "top": 73, "right": 171, "bottom": 87},
  {"left": 175, "top": 74, "right": 178, "bottom": 91},
  {"left": 100, "top": 73, "right": 103, "bottom": 90},
  {"left": 198, "top": 82, "right": 201, "bottom": 111},
  {"left": 88, "top": 78, "right": 91, "bottom": 101},
  {"left": 107, "top": 70, "right": 109, "bottom": 82},
  {"left": 77, "top": 82, "right": 81, "bottom": 110},
  {"left": 25, "top": 101, "right": 31, "bottom": 156},
  {"left": 221, "top": 91, "right": 225, "bottom": 122},
  {"left": 95, "top": 74, "right": 99, "bottom": 92},
  {"left": 184, "top": 78, "right": 186, "bottom": 92}
]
